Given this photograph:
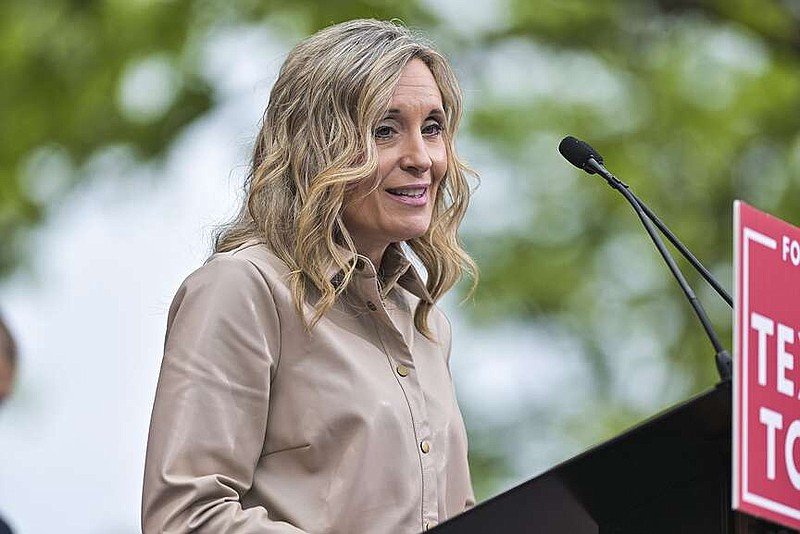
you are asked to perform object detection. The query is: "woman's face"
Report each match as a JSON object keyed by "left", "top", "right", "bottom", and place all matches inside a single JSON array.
[{"left": 342, "top": 58, "right": 448, "bottom": 265}]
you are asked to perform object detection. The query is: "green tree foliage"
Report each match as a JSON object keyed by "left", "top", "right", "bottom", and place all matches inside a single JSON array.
[
  {"left": 463, "top": 0, "right": 800, "bottom": 442},
  {"left": 0, "top": 0, "right": 432, "bottom": 276},
  {"left": 3, "top": 0, "right": 799, "bottom": 500},
  {"left": 444, "top": 2, "right": 800, "bottom": 497},
  {"left": 2, "top": 0, "right": 202, "bottom": 274}
]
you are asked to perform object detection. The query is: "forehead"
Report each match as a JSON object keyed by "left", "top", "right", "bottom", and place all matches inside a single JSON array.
[{"left": 390, "top": 58, "right": 443, "bottom": 107}]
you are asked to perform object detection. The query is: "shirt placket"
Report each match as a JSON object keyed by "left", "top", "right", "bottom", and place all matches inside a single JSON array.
[{"left": 356, "top": 272, "right": 440, "bottom": 532}]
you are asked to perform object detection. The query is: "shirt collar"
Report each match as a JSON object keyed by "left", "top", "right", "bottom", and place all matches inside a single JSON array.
[{"left": 327, "top": 243, "right": 433, "bottom": 304}]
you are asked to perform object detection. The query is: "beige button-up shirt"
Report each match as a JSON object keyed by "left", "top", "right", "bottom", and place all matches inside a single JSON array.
[{"left": 142, "top": 241, "right": 474, "bottom": 533}]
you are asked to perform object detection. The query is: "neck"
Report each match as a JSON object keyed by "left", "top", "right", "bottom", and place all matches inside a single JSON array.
[
  {"left": 347, "top": 237, "right": 389, "bottom": 270},
  {"left": 360, "top": 245, "right": 387, "bottom": 270}
]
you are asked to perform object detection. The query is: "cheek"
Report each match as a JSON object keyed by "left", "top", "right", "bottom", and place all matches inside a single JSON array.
[
  {"left": 341, "top": 176, "right": 382, "bottom": 227},
  {"left": 432, "top": 141, "right": 448, "bottom": 174},
  {"left": 432, "top": 152, "right": 448, "bottom": 187},
  {"left": 344, "top": 174, "right": 380, "bottom": 206},
  {"left": 430, "top": 149, "right": 448, "bottom": 207}
]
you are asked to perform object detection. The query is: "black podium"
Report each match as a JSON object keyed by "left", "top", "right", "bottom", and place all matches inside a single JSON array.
[{"left": 433, "top": 381, "right": 795, "bottom": 533}]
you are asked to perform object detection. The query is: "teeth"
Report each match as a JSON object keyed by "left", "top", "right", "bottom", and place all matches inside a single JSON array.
[{"left": 388, "top": 188, "right": 425, "bottom": 198}]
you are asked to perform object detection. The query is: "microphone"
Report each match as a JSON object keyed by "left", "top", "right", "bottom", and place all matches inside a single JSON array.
[
  {"left": 558, "top": 135, "right": 732, "bottom": 382},
  {"left": 558, "top": 136, "right": 732, "bottom": 307},
  {"left": 558, "top": 136, "right": 605, "bottom": 175}
]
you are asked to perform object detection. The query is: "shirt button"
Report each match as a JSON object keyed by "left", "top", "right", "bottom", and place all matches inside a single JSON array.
[
  {"left": 396, "top": 364, "right": 410, "bottom": 377},
  {"left": 420, "top": 440, "right": 431, "bottom": 454},
  {"left": 366, "top": 301, "right": 377, "bottom": 311},
  {"left": 424, "top": 520, "right": 436, "bottom": 530}
]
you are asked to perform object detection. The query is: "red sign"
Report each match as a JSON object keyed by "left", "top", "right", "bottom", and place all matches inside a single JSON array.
[{"left": 733, "top": 201, "right": 800, "bottom": 528}]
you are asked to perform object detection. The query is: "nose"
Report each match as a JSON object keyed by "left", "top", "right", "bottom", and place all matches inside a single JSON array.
[{"left": 399, "top": 132, "right": 432, "bottom": 175}]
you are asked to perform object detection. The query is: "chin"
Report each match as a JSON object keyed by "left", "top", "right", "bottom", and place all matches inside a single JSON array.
[{"left": 394, "top": 221, "right": 432, "bottom": 242}]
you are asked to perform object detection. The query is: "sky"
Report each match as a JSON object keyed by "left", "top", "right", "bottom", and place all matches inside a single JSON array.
[{"left": 0, "top": 20, "right": 604, "bottom": 533}]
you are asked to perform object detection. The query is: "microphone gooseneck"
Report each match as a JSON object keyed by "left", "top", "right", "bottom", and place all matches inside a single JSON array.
[
  {"left": 558, "top": 136, "right": 732, "bottom": 382},
  {"left": 558, "top": 136, "right": 732, "bottom": 308}
]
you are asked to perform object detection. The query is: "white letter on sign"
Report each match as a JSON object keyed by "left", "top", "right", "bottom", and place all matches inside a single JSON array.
[
  {"left": 752, "top": 313, "right": 775, "bottom": 386},
  {"left": 778, "top": 323, "right": 796, "bottom": 397},
  {"left": 785, "top": 237, "right": 800, "bottom": 266},
  {"left": 760, "top": 407, "right": 784, "bottom": 480},
  {"left": 786, "top": 420, "right": 800, "bottom": 490}
]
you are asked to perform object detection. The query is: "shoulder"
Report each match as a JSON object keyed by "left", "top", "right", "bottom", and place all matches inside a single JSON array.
[
  {"left": 171, "top": 242, "right": 293, "bottom": 317},
  {"left": 165, "top": 243, "right": 287, "bottom": 351},
  {"left": 185, "top": 242, "right": 289, "bottom": 292}
]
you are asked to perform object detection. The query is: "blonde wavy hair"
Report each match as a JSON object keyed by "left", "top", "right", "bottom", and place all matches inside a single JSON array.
[{"left": 215, "top": 19, "right": 477, "bottom": 338}]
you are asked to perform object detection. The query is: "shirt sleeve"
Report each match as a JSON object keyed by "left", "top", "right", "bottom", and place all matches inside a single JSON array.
[
  {"left": 142, "top": 255, "right": 306, "bottom": 533},
  {"left": 440, "top": 308, "right": 476, "bottom": 511}
]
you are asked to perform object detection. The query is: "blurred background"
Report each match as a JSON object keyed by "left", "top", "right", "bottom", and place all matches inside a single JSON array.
[{"left": 1, "top": 0, "right": 799, "bottom": 531}]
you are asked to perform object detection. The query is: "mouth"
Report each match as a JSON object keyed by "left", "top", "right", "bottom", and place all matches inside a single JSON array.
[
  {"left": 385, "top": 185, "right": 430, "bottom": 207},
  {"left": 385, "top": 186, "right": 428, "bottom": 199}
]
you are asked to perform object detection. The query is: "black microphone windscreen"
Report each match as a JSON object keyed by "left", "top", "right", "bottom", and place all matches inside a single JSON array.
[
  {"left": 558, "top": 136, "right": 604, "bottom": 174},
  {"left": 558, "top": 136, "right": 588, "bottom": 168}
]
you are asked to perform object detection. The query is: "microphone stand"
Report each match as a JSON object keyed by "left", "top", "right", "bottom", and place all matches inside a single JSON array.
[
  {"left": 586, "top": 158, "right": 733, "bottom": 382},
  {"left": 629, "top": 190, "right": 732, "bottom": 308}
]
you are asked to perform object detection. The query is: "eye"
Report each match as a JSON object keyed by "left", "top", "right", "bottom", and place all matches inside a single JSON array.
[
  {"left": 422, "top": 120, "right": 444, "bottom": 137},
  {"left": 374, "top": 124, "right": 396, "bottom": 140}
]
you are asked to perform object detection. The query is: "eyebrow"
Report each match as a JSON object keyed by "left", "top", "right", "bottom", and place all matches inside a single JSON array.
[{"left": 384, "top": 108, "right": 446, "bottom": 119}]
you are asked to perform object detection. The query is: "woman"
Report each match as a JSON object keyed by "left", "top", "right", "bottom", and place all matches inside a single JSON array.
[{"left": 142, "top": 19, "right": 477, "bottom": 534}]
